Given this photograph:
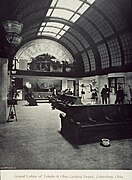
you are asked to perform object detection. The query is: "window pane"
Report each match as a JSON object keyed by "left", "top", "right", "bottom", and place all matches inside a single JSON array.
[
  {"left": 59, "top": 30, "right": 66, "bottom": 36},
  {"left": 63, "top": 25, "right": 70, "bottom": 31},
  {"left": 56, "top": 34, "right": 62, "bottom": 39},
  {"left": 81, "top": 52, "right": 90, "bottom": 72},
  {"left": 120, "top": 33, "right": 132, "bottom": 64},
  {"left": 41, "top": 32, "right": 55, "bottom": 36},
  {"left": 98, "top": 43, "right": 110, "bottom": 69},
  {"left": 51, "top": 0, "right": 58, "bottom": 7},
  {"left": 37, "top": 32, "right": 41, "bottom": 36},
  {"left": 39, "top": 27, "right": 44, "bottom": 32},
  {"left": 42, "top": 22, "right": 46, "bottom": 26},
  {"left": 46, "top": 8, "right": 53, "bottom": 16},
  {"left": 57, "top": 0, "right": 82, "bottom": 11},
  {"left": 51, "top": 9, "right": 74, "bottom": 20},
  {"left": 107, "top": 38, "right": 122, "bottom": 67},
  {"left": 71, "top": 14, "right": 80, "bottom": 22},
  {"left": 44, "top": 27, "right": 60, "bottom": 34},
  {"left": 78, "top": 3, "right": 90, "bottom": 14},
  {"left": 46, "top": 22, "right": 64, "bottom": 29},
  {"left": 87, "top": 49, "right": 96, "bottom": 71},
  {"left": 87, "top": 0, "right": 95, "bottom": 4}
]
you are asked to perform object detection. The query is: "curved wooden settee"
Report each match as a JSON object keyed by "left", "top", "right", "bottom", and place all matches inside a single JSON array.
[{"left": 59, "top": 104, "right": 132, "bottom": 145}]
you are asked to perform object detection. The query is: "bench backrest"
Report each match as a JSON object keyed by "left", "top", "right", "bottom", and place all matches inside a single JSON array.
[{"left": 66, "top": 104, "right": 132, "bottom": 124}]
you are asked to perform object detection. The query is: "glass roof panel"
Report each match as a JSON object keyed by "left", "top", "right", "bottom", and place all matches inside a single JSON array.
[
  {"left": 59, "top": 30, "right": 66, "bottom": 36},
  {"left": 56, "top": 34, "right": 62, "bottom": 39},
  {"left": 87, "top": 0, "right": 95, "bottom": 4},
  {"left": 70, "top": 14, "right": 80, "bottom": 22},
  {"left": 63, "top": 25, "right": 70, "bottom": 31},
  {"left": 51, "top": 0, "right": 58, "bottom": 7},
  {"left": 51, "top": 9, "right": 74, "bottom": 20},
  {"left": 78, "top": 3, "right": 90, "bottom": 14},
  {"left": 37, "top": 32, "right": 41, "bottom": 36},
  {"left": 57, "top": 0, "right": 83, "bottom": 11},
  {"left": 39, "top": 27, "right": 44, "bottom": 31},
  {"left": 44, "top": 26, "right": 60, "bottom": 34},
  {"left": 41, "top": 32, "right": 56, "bottom": 36},
  {"left": 46, "top": 22, "right": 64, "bottom": 29},
  {"left": 38, "top": 0, "right": 96, "bottom": 38},
  {"left": 46, "top": 8, "right": 53, "bottom": 16},
  {"left": 61, "top": 37, "right": 79, "bottom": 53},
  {"left": 41, "top": 22, "right": 46, "bottom": 26}
]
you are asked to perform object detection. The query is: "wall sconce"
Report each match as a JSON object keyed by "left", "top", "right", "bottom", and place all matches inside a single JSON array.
[{"left": 2, "top": 20, "right": 23, "bottom": 70}]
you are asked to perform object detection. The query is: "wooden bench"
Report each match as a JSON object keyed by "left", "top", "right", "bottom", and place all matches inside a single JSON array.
[
  {"left": 49, "top": 94, "right": 82, "bottom": 112},
  {"left": 32, "top": 92, "right": 53, "bottom": 103},
  {"left": 59, "top": 104, "right": 132, "bottom": 145}
]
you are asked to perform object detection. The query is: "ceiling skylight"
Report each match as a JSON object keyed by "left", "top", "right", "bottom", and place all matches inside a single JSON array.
[
  {"left": 59, "top": 30, "right": 66, "bottom": 36},
  {"left": 87, "top": 0, "right": 95, "bottom": 4},
  {"left": 41, "top": 32, "right": 56, "bottom": 37},
  {"left": 71, "top": 14, "right": 80, "bottom": 22},
  {"left": 51, "top": 9, "right": 74, "bottom": 20},
  {"left": 37, "top": 0, "right": 96, "bottom": 39},
  {"left": 78, "top": 3, "right": 90, "bottom": 14},
  {"left": 57, "top": 0, "right": 83, "bottom": 11},
  {"left": 44, "top": 26, "right": 60, "bottom": 34},
  {"left": 39, "top": 27, "right": 44, "bottom": 31},
  {"left": 38, "top": 32, "right": 41, "bottom": 36},
  {"left": 63, "top": 25, "right": 70, "bottom": 31},
  {"left": 51, "top": 0, "right": 58, "bottom": 7},
  {"left": 42, "top": 22, "right": 46, "bottom": 26},
  {"left": 46, "top": 8, "right": 53, "bottom": 16},
  {"left": 56, "top": 34, "right": 62, "bottom": 39},
  {"left": 46, "top": 22, "right": 64, "bottom": 29}
]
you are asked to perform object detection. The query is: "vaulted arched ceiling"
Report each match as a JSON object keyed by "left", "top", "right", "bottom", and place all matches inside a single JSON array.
[{"left": 0, "top": 0, "right": 132, "bottom": 76}]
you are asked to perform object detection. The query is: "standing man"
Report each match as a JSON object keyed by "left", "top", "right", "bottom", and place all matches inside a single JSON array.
[
  {"left": 101, "top": 84, "right": 110, "bottom": 104},
  {"left": 115, "top": 86, "right": 124, "bottom": 104}
]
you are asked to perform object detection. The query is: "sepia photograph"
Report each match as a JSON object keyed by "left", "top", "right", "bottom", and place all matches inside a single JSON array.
[{"left": 0, "top": 0, "right": 132, "bottom": 179}]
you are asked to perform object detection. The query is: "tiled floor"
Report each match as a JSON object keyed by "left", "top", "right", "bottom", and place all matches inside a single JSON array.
[{"left": 0, "top": 101, "right": 132, "bottom": 170}]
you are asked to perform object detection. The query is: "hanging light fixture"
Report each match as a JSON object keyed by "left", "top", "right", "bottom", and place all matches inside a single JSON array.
[
  {"left": 5, "top": 33, "right": 22, "bottom": 46},
  {"left": 2, "top": 20, "right": 23, "bottom": 45},
  {"left": 2, "top": 20, "right": 23, "bottom": 70}
]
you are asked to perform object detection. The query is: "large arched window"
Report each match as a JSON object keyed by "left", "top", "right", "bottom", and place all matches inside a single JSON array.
[{"left": 16, "top": 39, "right": 74, "bottom": 72}]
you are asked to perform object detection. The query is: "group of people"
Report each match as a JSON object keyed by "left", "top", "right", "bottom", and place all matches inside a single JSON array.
[
  {"left": 100, "top": 84, "right": 132, "bottom": 104},
  {"left": 81, "top": 84, "right": 132, "bottom": 105},
  {"left": 50, "top": 84, "right": 132, "bottom": 105}
]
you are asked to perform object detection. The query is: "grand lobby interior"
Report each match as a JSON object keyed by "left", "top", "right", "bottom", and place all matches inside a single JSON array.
[{"left": 0, "top": 0, "right": 132, "bottom": 170}]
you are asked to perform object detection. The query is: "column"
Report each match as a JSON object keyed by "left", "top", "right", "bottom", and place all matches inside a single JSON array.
[
  {"left": 22, "top": 77, "right": 26, "bottom": 100},
  {"left": 0, "top": 58, "right": 8, "bottom": 123},
  {"left": 62, "top": 79, "right": 67, "bottom": 91},
  {"left": 74, "top": 78, "right": 79, "bottom": 96}
]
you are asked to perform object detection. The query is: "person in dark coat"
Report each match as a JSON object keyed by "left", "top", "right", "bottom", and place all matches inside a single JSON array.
[
  {"left": 91, "top": 88, "right": 98, "bottom": 104},
  {"left": 26, "top": 92, "right": 38, "bottom": 106},
  {"left": 101, "top": 84, "right": 110, "bottom": 104},
  {"left": 115, "top": 86, "right": 124, "bottom": 104}
]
